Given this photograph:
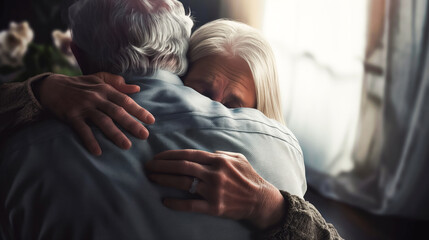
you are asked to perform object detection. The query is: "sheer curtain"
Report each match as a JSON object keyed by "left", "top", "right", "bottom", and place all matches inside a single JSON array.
[{"left": 263, "top": 0, "right": 429, "bottom": 219}]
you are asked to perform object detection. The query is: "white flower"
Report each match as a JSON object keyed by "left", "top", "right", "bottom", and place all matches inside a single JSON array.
[
  {"left": 52, "top": 29, "right": 78, "bottom": 67},
  {"left": 0, "top": 21, "right": 34, "bottom": 67}
]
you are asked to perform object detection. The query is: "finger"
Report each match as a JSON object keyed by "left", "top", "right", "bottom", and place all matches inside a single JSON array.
[
  {"left": 145, "top": 160, "right": 207, "bottom": 179},
  {"left": 97, "top": 72, "right": 140, "bottom": 94},
  {"left": 98, "top": 101, "right": 149, "bottom": 139},
  {"left": 163, "top": 199, "right": 212, "bottom": 215},
  {"left": 107, "top": 91, "right": 155, "bottom": 125},
  {"left": 70, "top": 119, "right": 102, "bottom": 156},
  {"left": 79, "top": 74, "right": 104, "bottom": 84},
  {"left": 115, "top": 84, "right": 141, "bottom": 94},
  {"left": 148, "top": 174, "right": 211, "bottom": 198},
  {"left": 88, "top": 110, "right": 132, "bottom": 150},
  {"left": 153, "top": 149, "right": 216, "bottom": 165},
  {"left": 215, "top": 151, "right": 243, "bottom": 159},
  {"left": 147, "top": 174, "right": 207, "bottom": 194},
  {"left": 215, "top": 150, "right": 236, "bottom": 156}
]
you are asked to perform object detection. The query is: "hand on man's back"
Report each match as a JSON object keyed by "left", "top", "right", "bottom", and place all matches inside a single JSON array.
[{"left": 35, "top": 72, "right": 155, "bottom": 156}]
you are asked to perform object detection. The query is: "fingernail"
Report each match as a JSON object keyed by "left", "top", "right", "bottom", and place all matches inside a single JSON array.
[
  {"left": 140, "top": 129, "right": 149, "bottom": 139},
  {"left": 145, "top": 114, "right": 155, "bottom": 124},
  {"left": 92, "top": 145, "right": 102, "bottom": 156},
  {"left": 122, "top": 139, "right": 132, "bottom": 149}
]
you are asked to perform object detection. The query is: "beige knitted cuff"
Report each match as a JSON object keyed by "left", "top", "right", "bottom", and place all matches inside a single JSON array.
[{"left": 25, "top": 72, "right": 54, "bottom": 111}]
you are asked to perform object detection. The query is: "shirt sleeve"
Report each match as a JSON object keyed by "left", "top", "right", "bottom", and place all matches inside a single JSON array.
[
  {"left": 0, "top": 73, "right": 53, "bottom": 137},
  {"left": 259, "top": 190, "right": 344, "bottom": 240}
]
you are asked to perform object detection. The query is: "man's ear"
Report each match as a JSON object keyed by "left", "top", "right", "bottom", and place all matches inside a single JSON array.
[{"left": 70, "top": 41, "right": 93, "bottom": 75}]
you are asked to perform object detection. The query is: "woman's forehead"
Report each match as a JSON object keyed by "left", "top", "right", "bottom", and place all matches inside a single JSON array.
[{"left": 189, "top": 55, "right": 252, "bottom": 80}]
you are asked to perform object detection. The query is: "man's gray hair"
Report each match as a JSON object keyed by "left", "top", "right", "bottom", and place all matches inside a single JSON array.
[
  {"left": 69, "top": 0, "right": 193, "bottom": 76},
  {"left": 188, "top": 19, "right": 285, "bottom": 124}
]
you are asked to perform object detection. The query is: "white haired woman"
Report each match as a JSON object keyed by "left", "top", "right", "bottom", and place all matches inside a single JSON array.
[
  {"left": 0, "top": 19, "right": 342, "bottom": 239},
  {"left": 185, "top": 19, "right": 284, "bottom": 124}
]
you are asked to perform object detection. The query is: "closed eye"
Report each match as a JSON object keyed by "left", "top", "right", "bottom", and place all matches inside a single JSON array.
[
  {"left": 224, "top": 102, "right": 242, "bottom": 108},
  {"left": 223, "top": 95, "right": 244, "bottom": 108}
]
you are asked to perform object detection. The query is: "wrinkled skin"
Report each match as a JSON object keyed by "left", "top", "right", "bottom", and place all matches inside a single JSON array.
[
  {"left": 37, "top": 72, "right": 155, "bottom": 156},
  {"left": 145, "top": 149, "right": 286, "bottom": 229},
  {"left": 183, "top": 54, "right": 256, "bottom": 109}
]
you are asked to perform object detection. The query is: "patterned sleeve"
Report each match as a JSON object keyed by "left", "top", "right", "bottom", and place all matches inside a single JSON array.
[
  {"left": 259, "top": 191, "right": 343, "bottom": 240},
  {"left": 0, "top": 73, "right": 53, "bottom": 137}
]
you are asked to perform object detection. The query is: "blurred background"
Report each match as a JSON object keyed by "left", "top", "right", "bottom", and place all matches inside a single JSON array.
[{"left": 1, "top": 0, "right": 428, "bottom": 239}]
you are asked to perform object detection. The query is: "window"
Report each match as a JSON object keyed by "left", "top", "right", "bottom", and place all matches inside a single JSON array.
[{"left": 263, "top": 0, "right": 369, "bottom": 175}]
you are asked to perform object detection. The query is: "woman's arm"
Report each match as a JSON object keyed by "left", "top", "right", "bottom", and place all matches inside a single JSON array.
[
  {"left": 0, "top": 72, "right": 155, "bottom": 155},
  {"left": 145, "top": 150, "right": 285, "bottom": 228},
  {"left": 260, "top": 191, "right": 343, "bottom": 240},
  {"left": 145, "top": 149, "right": 343, "bottom": 239},
  {"left": 0, "top": 73, "right": 51, "bottom": 137}
]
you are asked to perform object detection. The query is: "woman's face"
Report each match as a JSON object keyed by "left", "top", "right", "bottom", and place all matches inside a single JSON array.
[{"left": 183, "top": 55, "right": 256, "bottom": 109}]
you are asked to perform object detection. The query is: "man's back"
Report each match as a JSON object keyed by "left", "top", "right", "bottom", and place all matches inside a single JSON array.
[{"left": 0, "top": 71, "right": 306, "bottom": 240}]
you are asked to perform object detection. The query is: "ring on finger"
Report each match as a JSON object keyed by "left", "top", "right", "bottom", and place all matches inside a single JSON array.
[{"left": 189, "top": 177, "right": 199, "bottom": 194}]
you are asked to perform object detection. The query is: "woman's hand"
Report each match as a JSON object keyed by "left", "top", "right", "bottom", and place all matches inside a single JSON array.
[
  {"left": 35, "top": 72, "right": 155, "bottom": 156},
  {"left": 145, "top": 149, "right": 286, "bottom": 230}
]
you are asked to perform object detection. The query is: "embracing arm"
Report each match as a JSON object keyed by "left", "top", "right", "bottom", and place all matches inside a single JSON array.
[
  {"left": 145, "top": 149, "right": 343, "bottom": 240},
  {"left": 0, "top": 73, "right": 155, "bottom": 155},
  {"left": 260, "top": 191, "right": 343, "bottom": 240},
  {"left": 0, "top": 73, "right": 50, "bottom": 137}
]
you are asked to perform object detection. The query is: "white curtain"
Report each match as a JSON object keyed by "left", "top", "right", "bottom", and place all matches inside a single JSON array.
[{"left": 264, "top": 0, "right": 429, "bottom": 219}]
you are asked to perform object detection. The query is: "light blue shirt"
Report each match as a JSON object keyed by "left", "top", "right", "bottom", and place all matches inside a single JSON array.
[{"left": 0, "top": 70, "right": 306, "bottom": 240}]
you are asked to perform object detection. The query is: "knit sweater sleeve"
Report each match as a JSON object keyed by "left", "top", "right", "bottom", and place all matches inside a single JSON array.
[
  {"left": 259, "top": 191, "right": 343, "bottom": 240},
  {"left": 0, "top": 73, "right": 52, "bottom": 137}
]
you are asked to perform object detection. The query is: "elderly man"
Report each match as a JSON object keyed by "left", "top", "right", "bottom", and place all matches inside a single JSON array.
[{"left": 0, "top": 0, "right": 306, "bottom": 239}]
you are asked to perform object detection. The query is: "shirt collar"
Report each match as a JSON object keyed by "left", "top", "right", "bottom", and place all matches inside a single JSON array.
[{"left": 125, "top": 70, "right": 184, "bottom": 86}]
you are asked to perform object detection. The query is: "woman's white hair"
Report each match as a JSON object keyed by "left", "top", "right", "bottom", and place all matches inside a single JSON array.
[
  {"left": 68, "top": 0, "right": 193, "bottom": 76},
  {"left": 188, "top": 19, "right": 285, "bottom": 124}
]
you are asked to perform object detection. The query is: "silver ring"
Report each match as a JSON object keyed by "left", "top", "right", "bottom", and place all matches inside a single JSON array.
[{"left": 189, "top": 177, "right": 199, "bottom": 194}]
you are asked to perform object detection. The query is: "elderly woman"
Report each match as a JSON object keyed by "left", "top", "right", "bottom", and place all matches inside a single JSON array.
[
  {"left": 0, "top": 19, "right": 341, "bottom": 239},
  {"left": 185, "top": 20, "right": 284, "bottom": 123}
]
